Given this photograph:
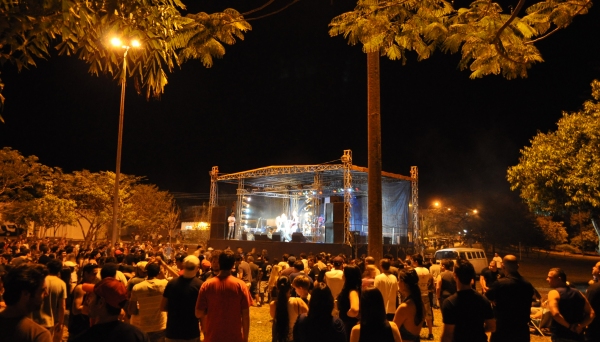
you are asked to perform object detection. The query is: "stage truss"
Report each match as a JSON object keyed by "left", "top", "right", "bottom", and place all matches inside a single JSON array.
[{"left": 209, "top": 150, "right": 418, "bottom": 246}]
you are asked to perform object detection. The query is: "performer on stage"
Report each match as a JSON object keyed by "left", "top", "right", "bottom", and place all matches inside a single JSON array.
[{"left": 227, "top": 212, "right": 236, "bottom": 239}]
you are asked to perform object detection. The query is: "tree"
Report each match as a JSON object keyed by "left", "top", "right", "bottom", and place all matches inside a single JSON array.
[
  {"left": 60, "top": 170, "right": 138, "bottom": 244},
  {"left": 329, "top": 0, "right": 594, "bottom": 258},
  {"left": 0, "top": 147, "right": 53, "bottom": 202},
  {"left": 535, "top": 216, "right": 568, "bottom": 249},
  {"left": 508, "top": 80, "right": 600, "bottom": 253},
  {"left": 0, "top": 0, "right": 252, "bottom": 110},
  {"left": 121, "top": 183, "right": 180, "bottom": 237}
]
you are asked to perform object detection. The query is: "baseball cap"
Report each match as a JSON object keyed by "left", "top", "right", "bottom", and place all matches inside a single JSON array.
[
  {"left": 201, "top": 259, "right": 211, "bottom": 270},
  {"left": 136, "top": 261, "right": 148, "bottom": 272},
  {"left": 182, "top": 255, "right": 200, "bottom": 278},
  {"left": 114, "top": 249, "right": 123, "bottom": 255},
  {"left": 288, "top": 256, "right": 296, "bottom": 263},
  {"left": 94, "top": 278, "right": 127, "bottom": 309}
]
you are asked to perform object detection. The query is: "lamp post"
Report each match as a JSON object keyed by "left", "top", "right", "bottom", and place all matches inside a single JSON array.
[{"left": 110, "top": 37, "right": 140, "bottom": 247}]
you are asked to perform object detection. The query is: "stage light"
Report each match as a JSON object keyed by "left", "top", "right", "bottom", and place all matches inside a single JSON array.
[{"left": 347, "top": 188, "right": 352, "bottom": 192}]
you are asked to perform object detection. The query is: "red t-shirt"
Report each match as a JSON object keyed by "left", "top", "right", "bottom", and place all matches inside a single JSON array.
[{"left": 196, "top": 275, "right": 252, "bottom": 342}]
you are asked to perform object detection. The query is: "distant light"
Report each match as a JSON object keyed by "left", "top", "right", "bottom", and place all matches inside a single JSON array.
[
  {"left": 473, "top": 209, "right": 478, "bottom": 214},
  {"left": 110, "top": 37, "right": 122, "bottom": 47},
  {"left": 247, "top": 197, "right": 251, "bottom": 201},
  {"left": 463, "top": 229, "right": 467, "bottom": 233},
  {"left": 131, "top": 39, "right": 141, "bottom": 48}
]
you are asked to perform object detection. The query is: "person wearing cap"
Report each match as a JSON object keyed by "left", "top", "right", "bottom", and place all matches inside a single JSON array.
[
  {"left": 73, "top": 278, "right": 148, "bottom": 342},
  {"left": 160, "top": 255, "right": 203, "bottom": 342},
  {"left": 129, "top": 263, "right": 168, "bottom": 342},
  {"left": 325, "top": 256, "right": 345, "bottom": 303},
  {"left": 196, "top": 249, "right": 252, "bottom": 342},
  {"left": 0, "top": 265, "right": 52, "bottom": 342}
]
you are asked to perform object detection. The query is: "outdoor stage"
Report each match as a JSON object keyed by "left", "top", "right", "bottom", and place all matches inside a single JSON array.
[{"left": 207, "top": 150, "right": 419, "bottom": 256}]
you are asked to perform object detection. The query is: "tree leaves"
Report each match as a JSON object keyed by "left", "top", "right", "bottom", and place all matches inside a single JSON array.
[
  {"left": 0, "top": 0, "right": 251, "bottom": 101},
  {"left": 329, "top": 0, "right": 593, "bottom": 79}
]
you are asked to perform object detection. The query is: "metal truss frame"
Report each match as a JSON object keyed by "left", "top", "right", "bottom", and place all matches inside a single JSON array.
[
  {"left": 342, "top": 150, "right": 353, "bottom": 246},
  {"left": 411, "top": 166, "right": 420, "bottom": 253}
]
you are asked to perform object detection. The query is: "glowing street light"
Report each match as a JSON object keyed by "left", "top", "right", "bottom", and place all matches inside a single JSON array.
[{"left": 110, "top": 37, "right": 141, "bottom": 247}]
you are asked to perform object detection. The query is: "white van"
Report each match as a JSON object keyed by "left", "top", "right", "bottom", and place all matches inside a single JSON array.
[{"left": 434, "top": 247, "right": 488, "bottom": 275}]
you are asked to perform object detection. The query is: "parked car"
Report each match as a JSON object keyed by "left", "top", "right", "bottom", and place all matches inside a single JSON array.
[{"left": 0, "top": 224, "right": 26, "bottom": 236}]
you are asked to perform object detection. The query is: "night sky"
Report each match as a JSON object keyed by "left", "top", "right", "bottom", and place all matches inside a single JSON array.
[{"left": 1, "top": 0, "right": 599, "bottom": 211}]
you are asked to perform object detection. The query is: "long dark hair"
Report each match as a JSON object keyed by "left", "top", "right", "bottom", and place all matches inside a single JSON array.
[
  {"left": 359, "top": 287, "right": 388, "bottom": 330},
  {"left": 339, "top": 264, "right": 362, "bottom": 300},
  {"left": 306, "top": 282, "right": 334, "bottom": 326},
  {"left": 275, "top": 276, "right": 292, "bottom": 342},
  {"left": 398, "top": 268, "right": 424, "bottom": 326}
]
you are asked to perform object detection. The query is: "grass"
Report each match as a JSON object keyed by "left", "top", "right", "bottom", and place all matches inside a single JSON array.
[{"left": 247, "top": 304, "right": 550, "bottom": 342}]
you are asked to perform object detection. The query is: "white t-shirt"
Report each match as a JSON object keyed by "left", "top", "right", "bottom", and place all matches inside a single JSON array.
[
  {"left": 325, "top": 269, "right": 344, "bottom": 301},
  {"left": 374, "top": 272, "right": 399, "bottom": 314},
  {"left": 228, "top": 215, "right": 236, "bottom": 227},
  {"left": 415, "top": 266, "right": 432, "bottom": 295},
  {"left": 130, "top": 278, "right": 169, "bottom": 333}
]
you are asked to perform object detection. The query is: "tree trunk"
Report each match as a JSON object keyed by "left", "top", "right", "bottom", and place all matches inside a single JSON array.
[
  {"left": 591, "top": 216, "right": 600, "bottom": 255},
  {"left": 367, "top": 51, "right": 382, "bottom": 262}
]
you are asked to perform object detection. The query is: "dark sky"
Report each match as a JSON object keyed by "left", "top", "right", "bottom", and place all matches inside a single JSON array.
[{"left": 1, "top": 0, "right": 599, "bottom": 210}]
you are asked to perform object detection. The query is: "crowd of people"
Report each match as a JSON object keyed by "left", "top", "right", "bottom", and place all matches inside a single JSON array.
[{"left": 0, "top": 235, "right": 599, "bottom": 342}]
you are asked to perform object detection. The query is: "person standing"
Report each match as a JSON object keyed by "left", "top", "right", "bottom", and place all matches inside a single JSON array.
[
  {"left": 32, "top": 259, "right": 66, "bottom": 342},
  {"left": 0, "top": 265, "right": 52, "bottom": 342},
  {"left": 129, "top": 263, "right": 169, "bottom": 342},
  {"left": 413, "top": 254, "right": 434, "bottom": 340},
  {"left": 492, "top": 253, "right": 503, "bottom": 270},
  {"left": 374, "top": 258, "right": 399, "bottom": 321},
  {"left": 324, "top": 256, "right": 345, "bottom": 311},
  {"left": 586, "top": 261, "right": 600, "bottom": 342},
  {"left": 436, "top": 259, "right": 456, "bottom": 309},
  {"left": 228, "top": 212, "right": 236, "bottom": 240},
  {"left": 547, "top": 268, "right": 594, "bottom": 342},
  {"left": 195, "top": 249, "right": 253, "bottom": 342},
  {"left": 485, "top": 254, "right": 536, "bottom": 342},
  {"left": 160, "top": 255, "right": 203, "bottom": 342},
  {"left": 441, "top": 259, "right": 495, "bottom": 342},
  {"left": 479, "top": 260, "right": 500, "bottom": 294}
]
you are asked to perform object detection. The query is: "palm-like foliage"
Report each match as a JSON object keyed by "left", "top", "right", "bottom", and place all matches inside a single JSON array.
[
  {"left": 330, "top": 0, "right": 593, "bottom": 79},
  {"left": 0, "top": 0, "right": 251, "bottom": 105}
]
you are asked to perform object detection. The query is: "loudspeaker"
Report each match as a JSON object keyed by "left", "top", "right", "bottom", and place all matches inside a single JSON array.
[
  {"left": 325, "top": 202, "right": 345, "bottom": 244},
  {"left": 271, "top": 233, "right": 281, "bottom": 241},
  {"left": 291, "top": 232, "right": 306, "bottom": 242},
  {"left": 254, "top": 234, "right": 268, "bottom": 241},
  {"left": 210, "top": 206, "right": 227, "bottom": 239},
  {"left": 329, "top": 196, "right": 343, "bottom": 203},
  {"left": 383, "top": 237, "right": 392, "bottom": 245}
]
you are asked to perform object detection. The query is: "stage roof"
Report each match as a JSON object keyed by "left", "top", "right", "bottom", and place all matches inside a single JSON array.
[{"left": 215, "top": 164, "right": 412, "bottom": 194}]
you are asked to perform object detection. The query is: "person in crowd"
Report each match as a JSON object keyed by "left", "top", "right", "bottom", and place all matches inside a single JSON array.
[
  {"left": 485, "top": 254, "right": 537, "bottom": 342},
  {"left": 441, "top": 259, "right": 495, "bottom": 342},
  {"left": 436, "top": 259, "right": 456, "bottom": 309},
  {"left": 361, "top": 264, "right": 377, "bottom": 289},
  {"left": 349, "top": 287, "right": 402, "bottom": 342},
  {"left": 374, "top": 258, "right": 398, "bottom": 321},
  {"left": 73, "top": 277, "right": 148, "bottom": 342},
  {"left": 428, "top": 259, "right": 441, "bottom": 309},
  {"left": 68, "top": 263, "right": 99, "bottom": 341},
  {"left": 337, "top": 264, "right": 361, "bottom": 341},
  {"left": 586, "top": 261, "right": 600, "bottom": 342},
  {"left": 292, "top": 275, "right": 312, "bottom": 304},
  {"left": 129, "top": 262, "right": 168, "bottom": 342},
  {"left": 413, "top": 254, "right": 434, "bottom": 340},
  {"left": 236, "top": 253, "right": 253, "bottom": 289},
  {"left": 258, "top": 255, "right": 272, "bottom": 305},
  {"left": 479, "top": 260, "right": 500, "bottom": 294},
  {"left": 293, "top": 282, "right": 346, "bottom": 342},
  {"left": 32, "top": 259, "right": 67, "bottom": 342},
  {"left": 325, "top": 256, "right": 345, "bottom": 305},
  {"left": 280, "top": 256, "right": 297, "bottom": 278},
  {"left": 393, "top": 268, "right": 425, "bottom": 342},
  {"left": 247, "top": 255, "right": 261, "bottom": 306},
  {"left": 547, "top": 268, "right": 595, "bottom": 342},
  {"left": 195, "top": 249, "right": 252, "bottom": 342},
  {"left": 493, "top": 253, "right": 503, "bottom": 270},
  {"left": 160, "top": 255, "right": 203, "bottom": 342},
  {"left": 270, "top": 275, "right": 308, "bottom": 342},
  {"left": 0, "top": 265, "right": 52, "bottom": 342}
]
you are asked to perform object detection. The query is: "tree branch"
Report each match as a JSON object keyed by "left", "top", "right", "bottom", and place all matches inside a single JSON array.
[
  {"left": 493, "top": 0, "right": 528, "bottom": 65},
  {"left": 242, "top": 0, "right": 276, "bottom": 16},
  {"left": 525, "top": 0, "right": 592, "bottom": 45},
  {"left": 244, "top": 0, "right": 301, "bottom": 21}
]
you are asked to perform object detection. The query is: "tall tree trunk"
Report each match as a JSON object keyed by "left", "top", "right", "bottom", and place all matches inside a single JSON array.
[
  {"left": 591, "top": 216, "right": 600, "bottom": 255},
  {"left": 367, "top": 51, "right": 382, "bottom": 262}
]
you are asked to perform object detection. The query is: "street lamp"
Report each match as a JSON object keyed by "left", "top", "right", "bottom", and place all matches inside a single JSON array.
[{"left": 110, "top": 37, "right": 140, "bottom": 247}]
